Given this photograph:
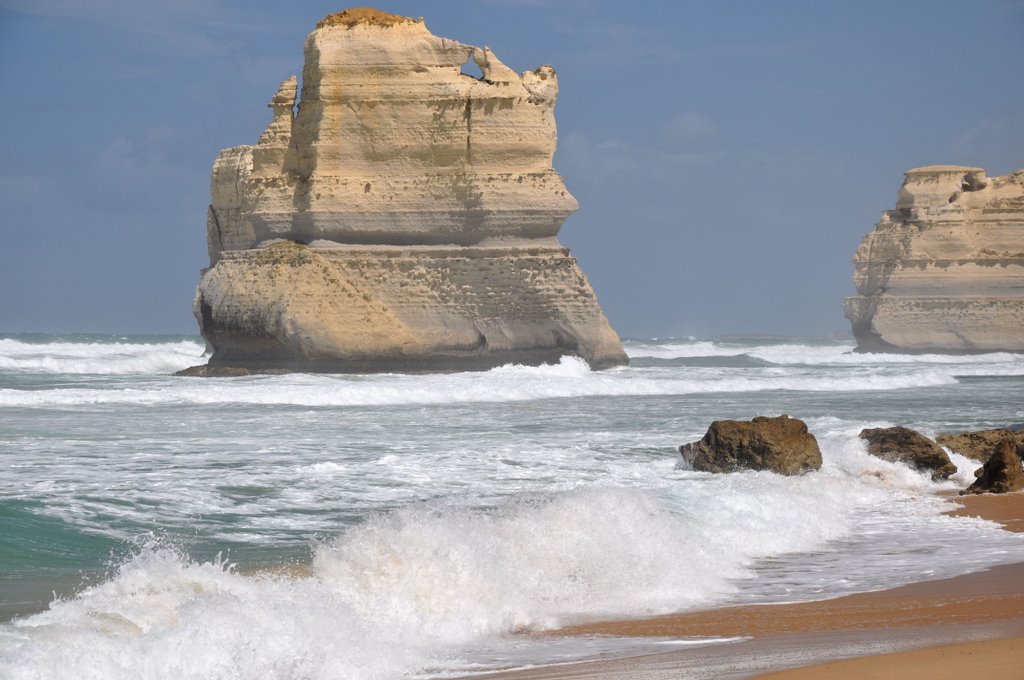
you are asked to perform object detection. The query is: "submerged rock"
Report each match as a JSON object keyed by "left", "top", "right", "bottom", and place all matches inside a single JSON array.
[
  {"left": 843, "top": 165, "right": 1024, "bottom": 353},
  {"left": 858, "top": 426, "right": 956, "bottom": 480},
  {"left": 679, "top": 415, "right": 822, "bottom": 475},
  {"left": 186, "top": 8, "right": 626, "bottom": 374},
  {"left": 962, "top": 440, "right": 1024, "bottom": 495},
  {"left": 936, "top": 428, "right": 1024, "bottom": 462}
]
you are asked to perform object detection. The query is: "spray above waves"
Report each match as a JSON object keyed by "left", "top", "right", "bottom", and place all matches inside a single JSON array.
[
  {"left": 0, "top": 491, "right": 754, "bottom": 680},
  {"left": 0, "top": 337, "right": 204, "bottom": 375},
  {"left": 0, "top": 480, "right": 917, "bottom": 679}
]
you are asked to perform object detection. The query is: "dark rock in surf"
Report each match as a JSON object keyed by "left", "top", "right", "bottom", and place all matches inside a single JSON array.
[
  {"left": 961, "top": 440, "right": 1024, "bottom": 495},
  {"left": 936, "top": 428, "right": 1024, "bottom": 462},
  {"left": 858, "top": 426, "right": 956, "bottom": 480},
  {"left": 174, "top": 365, "right": 289, "bottom": 377},
  {"left": 679, "top": 415, "right": 822, "bottom": 476}
]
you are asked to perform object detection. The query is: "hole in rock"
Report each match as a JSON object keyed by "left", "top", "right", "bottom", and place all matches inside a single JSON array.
[
  {"left": 460, "top": 54, "right": 483, "bottom": 80},
  {"left": 961, "top": 172, "right": 987, "bottom": 192}
]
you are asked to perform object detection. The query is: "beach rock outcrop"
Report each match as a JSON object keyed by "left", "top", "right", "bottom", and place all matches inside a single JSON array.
[
  {"left": 962, "top": 440, "right": 1024, "bottom": 494},
  {"left": 858, "top": 426, "right": 956, "bottom": 480},
  {"left": 679, "top": 415, "right": 822, "bottom": 475},
  {"left": 937, "top": 428, "right": 1024, "bottom": 462},
  {"left": 185, "top": 8, "right": 626, "bottom": 374},
  {"left": 843, "top": 166, "right": 1024, "bottom": 353}
]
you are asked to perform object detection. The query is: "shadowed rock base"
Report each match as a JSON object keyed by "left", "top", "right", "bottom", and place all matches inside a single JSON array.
[{"left": 185, "top": 243, "right": 626, "bottom": 375}]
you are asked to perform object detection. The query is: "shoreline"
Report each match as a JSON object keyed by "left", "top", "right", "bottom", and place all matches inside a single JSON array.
[
  {"left": 5, "top": 491, "right": 1021, "bottom": 677},
  {"left": 464, "top": 491, "right": 1024, "bottom": 679}
]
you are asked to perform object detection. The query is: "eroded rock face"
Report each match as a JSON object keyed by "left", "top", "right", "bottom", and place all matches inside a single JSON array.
[
  {"left": 679, "top": 415, "right": 822, "bottom": 475},
  {"left": 843, "top": 166, "right": 1024, "bottom": 353},
  {"left": 962, "top": 440, "right": 1024, "bottom": 495},
  {"left": 858, "top": 426, "right": 957, "bottom": 480},
  {"left": 191, "top": 8, "right": 626, "bottom": 374},
  {"left": 937, "top": 428, "right": 1024, "bottom": 462}
]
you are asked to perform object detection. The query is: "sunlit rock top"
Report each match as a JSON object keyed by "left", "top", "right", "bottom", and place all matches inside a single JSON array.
[{"left": 207, "top": 7, "right": 576, "bottom": 260}]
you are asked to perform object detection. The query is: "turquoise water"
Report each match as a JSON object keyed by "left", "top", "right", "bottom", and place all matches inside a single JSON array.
[{"left": 1, "top": 335, "right": 1023, "bottom": 678}]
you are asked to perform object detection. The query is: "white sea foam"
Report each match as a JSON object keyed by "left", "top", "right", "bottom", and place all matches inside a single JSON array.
[
  {"left": 4, "top": 460, "right": 1022, "bottom": 680},
  {"left": 625, "top": 338, "right": 1024, "bottom": 368},
  {"left": 1, "top": 337, "right": 1019, "bottom": 410},
  {"left": 625, "top": 339, "right": 726, "bottom": 358},
  {"left": 945, "top": 450, "right": 986, "bottom": 487},
  {"left": 0, "top": 481, "right": 917, "bottom": 678},
  {"left": 4, "top": 336, "right": 1024, "bottom": 678},
  {"left": 0, "top": 338, "right": 204, "bottom": 375},
  {"left": 1, "top": 336, "right": 1018, "bottom": 383},
  {"left": 0, "top": 357, "right": 970, "bottom": 408}
]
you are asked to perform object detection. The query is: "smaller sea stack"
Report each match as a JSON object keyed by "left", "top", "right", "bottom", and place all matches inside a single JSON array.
[{"left": 844, "top": 166, "right": 1024, "bottom": 353}]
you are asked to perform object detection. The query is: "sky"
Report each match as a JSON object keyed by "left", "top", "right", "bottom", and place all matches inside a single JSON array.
[{"left": 1, "top": 1, "right": 1022, "bottom": 338}]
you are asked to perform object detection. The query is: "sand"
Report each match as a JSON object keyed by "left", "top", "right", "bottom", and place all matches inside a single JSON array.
[
  {"left": 946, "top": 488, "right": 1024, "bottom": 532},
  {"left": 465, "top": 491, "right": 1024, "bottom": 679},
  {"left": 758, "top": 636, "right": 1024, "bottom": 680}
]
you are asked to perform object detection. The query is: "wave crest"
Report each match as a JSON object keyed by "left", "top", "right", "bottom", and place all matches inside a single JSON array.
[{"left": 0, "top": 338, "right": 204, "bottom": 375}]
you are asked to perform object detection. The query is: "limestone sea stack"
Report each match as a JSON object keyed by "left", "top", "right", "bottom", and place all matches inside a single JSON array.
[
  {"left": 843, "top": 166, "right": 1024, "bottom": 353},
  {"left": 185, "top": 8, "right": 627, "bottom": 374}
]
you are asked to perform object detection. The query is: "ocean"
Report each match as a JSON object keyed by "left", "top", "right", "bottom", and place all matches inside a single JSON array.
[{"left": 1, "top": 334, "right": 1023, "bottom": 679}]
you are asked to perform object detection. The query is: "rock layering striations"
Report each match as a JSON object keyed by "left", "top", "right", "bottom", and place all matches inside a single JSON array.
[
  {"left": 843, "top": 166, "right": 1024, "bottom": 353},
  {"left": 186, "top": 8, "right": 626, "bottom": 374},
  {"left": 679, "top": 415, "right": 822, "bottom": 476}
]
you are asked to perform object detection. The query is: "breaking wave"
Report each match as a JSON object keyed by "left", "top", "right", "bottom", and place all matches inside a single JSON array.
[
  {"left": 3, "top": 452, "right": 1022, "bottom": 680},
  {"left": 0, "top": 337, "right": 204, "bottom": 375},
  {"left": 0, "top": 356, "right": 967, "bottom": 407}
]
